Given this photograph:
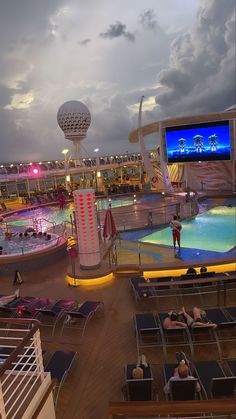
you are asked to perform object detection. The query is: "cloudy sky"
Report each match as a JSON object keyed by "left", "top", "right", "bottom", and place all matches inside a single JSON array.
[{"left": 0, "top": 0, "right": 235, "bottom": 163}]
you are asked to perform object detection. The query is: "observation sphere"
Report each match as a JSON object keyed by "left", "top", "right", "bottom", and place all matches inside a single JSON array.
[{"left": 57, "top": 100, "right": 91, "bottom": 140}]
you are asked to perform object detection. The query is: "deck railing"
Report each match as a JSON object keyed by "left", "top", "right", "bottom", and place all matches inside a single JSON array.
[
  {"left": 0, "top": 318, "right": 50, "bottom": 419},
  {"left": 108, "top": 399, "right": 236, "bottom": 418}
]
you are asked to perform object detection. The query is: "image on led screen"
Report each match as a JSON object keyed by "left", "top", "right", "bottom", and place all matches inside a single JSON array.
[{"left": 165, "top": 120, "right": 231, "bottom": 163}]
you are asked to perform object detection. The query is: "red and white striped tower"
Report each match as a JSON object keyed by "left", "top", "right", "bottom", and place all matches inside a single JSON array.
[{"left": 73, "top": 189, "right": 101, "bottom": 269}]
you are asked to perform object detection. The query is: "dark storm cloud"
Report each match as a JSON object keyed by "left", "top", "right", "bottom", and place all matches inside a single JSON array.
[
  {"left": 155, "top": 0, "right": 236, "bottom": 117},
  {"left": 1, "top": 0, "right": 231, "bottom": 163},
  {"left": 79, "top": 39, "right": 92, "bottom": 46},
  {"left": 85, "top": 95, "right": 137, "bottom": 155},
  {"left": 99, "top": 22, "right": 135, "bottom": 42},
  {"left": 139, "top": 9, "right": 158, "bottom": 29}
]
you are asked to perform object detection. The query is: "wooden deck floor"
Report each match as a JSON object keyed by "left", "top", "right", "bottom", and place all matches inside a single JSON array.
[{"left": 0, "top": 256, "right": 235, "bottom": 419}]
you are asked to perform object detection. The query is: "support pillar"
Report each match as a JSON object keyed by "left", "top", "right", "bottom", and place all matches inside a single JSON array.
[{"left": 73, "top": 189, "right": 101, "bottom": 269}]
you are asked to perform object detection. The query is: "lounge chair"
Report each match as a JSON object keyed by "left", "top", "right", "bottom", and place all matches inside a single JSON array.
[
  {"left": 0, "top": 346, "right": 46, "bottom": 371},
  {"left": 205, "top": 308, "right": 236, "bottom": 325},
  {"left": 196, "top": 271, "right": 216, "bottom": 288},
  {"left": 0, "top": 346, "right": 14, "bottom": 363},
  {"left": 205, "top": 308, "right": 236, "bottom": 341},
  {"left": 124, "top": 363, "right": 155, "bottom": 400},
  {"left": 158, "top": 312, "right": 192, "bottom": 359},
  {"left": 15, "top": 297, "right": 55, "bottom": 317},
  {"left": 183, "top": 312, "right": 221, "bottom": 358},
  {"left": 0, "top": 297, "right": 36, "bottom": 316},
  {"left": 130, "top": 276, "right": 174, "bottom": 302},
  {"left": 36, "top": 299, "right": 77, "bottom": 335},
  {"left": 198, "top": 272, "right": 216, "bottom": 279},
  {"left": 163, "top": 363, "right": 199, "bottom": 400},
  {"left": 211, "top": 377, "right": 236, "bottom": 398},
  {"left": 192, "top": 360, "right": 235, "bottom": 398},
  {"left": 60, "top": 301, "right": 104, "bottom": 338},
  {"left": 130, "top": 277, "right": 147, "bottom": 301},
  {"left": 134, "top": 313, "right": 162, "bottom": 354},
  {"left": 45, "top": 350, "right": 78, "bottom": 406},
  {"left": 224, "top": 306, "right": 236, "bottom": 320},
  {"left": 226, "top": 359, "right": 236, "bottom": 376}
]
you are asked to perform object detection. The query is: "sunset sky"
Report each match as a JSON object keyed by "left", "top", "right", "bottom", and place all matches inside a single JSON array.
[{"left": 0, "top": 0, "right": 235, "bottom": 162}]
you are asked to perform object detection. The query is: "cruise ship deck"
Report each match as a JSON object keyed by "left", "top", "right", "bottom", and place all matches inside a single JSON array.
[{"left": 0, "top": 229, "right": 235, "bottom": 418}]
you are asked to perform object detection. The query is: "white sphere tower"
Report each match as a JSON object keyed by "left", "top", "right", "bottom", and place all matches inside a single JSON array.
[{"left": 57, "top": 100, "right": 91, "bottom": 165}]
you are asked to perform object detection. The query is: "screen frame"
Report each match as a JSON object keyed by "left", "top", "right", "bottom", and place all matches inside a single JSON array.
[{"left": 164, "top": 120, "right": 232, "bottom": 164}]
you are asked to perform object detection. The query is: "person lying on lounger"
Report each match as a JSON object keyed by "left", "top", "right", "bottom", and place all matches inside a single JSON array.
[
  {"left": 163, "top": 311, "right": 188, "bottom": 329},
  {"left": 0, "top": 289, "right": 19, "bottom": 307},
  {"left": 164, "top": 352, "right": 201, "bottom": 395},
  {"left": 181, "top": 306, "right": 217, "bottom": 328}
]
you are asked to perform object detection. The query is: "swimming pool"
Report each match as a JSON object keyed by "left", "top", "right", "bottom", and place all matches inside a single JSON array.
[
  {"left": 0, "top": 234, "right": 59, "bottom": 256},
  {"left": 4, "top": 196, "right": 136, "bottom": 231},
  {"left": 140, "top": 205, "right": 236, "bottom": 252}
]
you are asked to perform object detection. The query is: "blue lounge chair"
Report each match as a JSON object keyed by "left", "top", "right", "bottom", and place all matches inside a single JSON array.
[
  {"left": 134, "top": 313, "right": 162, "bottom": 354},
  {"left": 45, "top": 351, "right": 78, "bottom": 406},
  {"left": 130, "top": 277, "right": 149, "bottom": 301},
  {"left": 182, "top": 311, "right": 221, "bottom": 358},
  {"left": 15, "top": 297, "right": 55, "bottom": 317},
  {"left": 0, "top": 297, "right": 35, "bottom": 316},
  {"left": 36, "top": 299, "right": 76, "bottom": 335},
  {"left": 225, "top": 359, "right": 236, "bottom": 376},
  {"left": 205, "top": 308, "right": 236, "bottom": 341},
  {"left": 130, "top": 276, "right": 174, "bottom": 301},
  {"left": 163, "top": 363, "right": 199, "bottom": 400},
  {"left": 205, "top": 308, "right": 236, "bottom": 325},
  {"left": 60, "top": 301, "right": 104, "bottom": 338},
  {"left": 192, "top": 360, "right": 234, "bottom": 399},
  {"left": 225, "top": 306, "right": 236, "bottom": 320},
  {"left": 0, "top": 346, "right": 46, "bottom": 371},
  {"left": 211, "top": 377, "right": 236, "bottom": 398},
  {"left": 158, "top": 312, "right": 192, "bottom": 359},
  {"left": 124, "top": 363, "right": 155, "bottom": 401},
  {"left": 0, "top": 346, "right": 14, "bottom": 363}
]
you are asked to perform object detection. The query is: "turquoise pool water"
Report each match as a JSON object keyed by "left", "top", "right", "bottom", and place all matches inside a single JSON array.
[
  {"left": 4, "top": 197, "right": 134, "bottom": 230},
  {"left": 140, "top": 206, "right": 236, "bottom": 252}
]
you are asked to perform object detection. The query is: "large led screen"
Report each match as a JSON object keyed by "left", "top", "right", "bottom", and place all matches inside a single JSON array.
[{"left": 165, "top": 120, "right": 231, "bottom": 163}]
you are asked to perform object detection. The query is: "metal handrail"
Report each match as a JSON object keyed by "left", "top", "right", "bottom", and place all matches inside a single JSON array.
[
  {"left": 0, "top": 318, "right": 47, "bottom": 419},
  {"left": 0, "top": 318, "right": 40, "bottom": 377}
]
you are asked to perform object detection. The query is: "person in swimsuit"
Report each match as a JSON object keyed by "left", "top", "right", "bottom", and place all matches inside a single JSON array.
[
  {"left": 181, "top": 306, "right": 217, "bottom": 328},
  {"left": 163, "top": 311, "right": 187, "bottom": 329}
]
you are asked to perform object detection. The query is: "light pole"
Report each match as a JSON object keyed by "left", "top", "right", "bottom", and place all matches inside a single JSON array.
[
  {"left": 62, "top": 149, "right": 70, "bottom": 191},
  {"left": 94, "top": 148, "right": 100, "bottom": 193}
]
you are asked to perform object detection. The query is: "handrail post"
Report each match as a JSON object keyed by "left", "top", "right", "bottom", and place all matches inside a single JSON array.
[
  {"left": 0, "top": 380, "right": 7, "bottom": 419},
  {"left": 138, "top": 243, "right": 141, "bottom": 267},
  {"left": 34, "top": 329, "right": 45, "bottom": 383}
]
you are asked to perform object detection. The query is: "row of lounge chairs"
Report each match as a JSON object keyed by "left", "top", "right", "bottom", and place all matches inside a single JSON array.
[
  {"left": 0, "top": 345, "right": 77, "bottom": 407},
  {"left": 124, "top": 358, "right": 236, "bottom": 401},
  {"left": 130, "top": 271, "right": 236, "bottom": 303},
  {"left": 0, "top": 296, "right": 104, "bottom": 339},
  {"left": 134, "top": 308, "right": 236, "bottom": 358}
]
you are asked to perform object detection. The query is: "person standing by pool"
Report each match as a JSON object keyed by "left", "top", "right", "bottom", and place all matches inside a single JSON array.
[{"left": 170, "top": 215, "right": 182, "bottom": 250}]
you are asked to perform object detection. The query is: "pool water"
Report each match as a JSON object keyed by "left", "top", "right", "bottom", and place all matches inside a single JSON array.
[
  {"left": 4, "top": 197, "right": 135, "bottom": 231},
  {"left": 140, "top": 206, "right": 236, "bottom": 252},
  {"left": 0, "top": 234, "right": 57, "bottom": 255}
]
